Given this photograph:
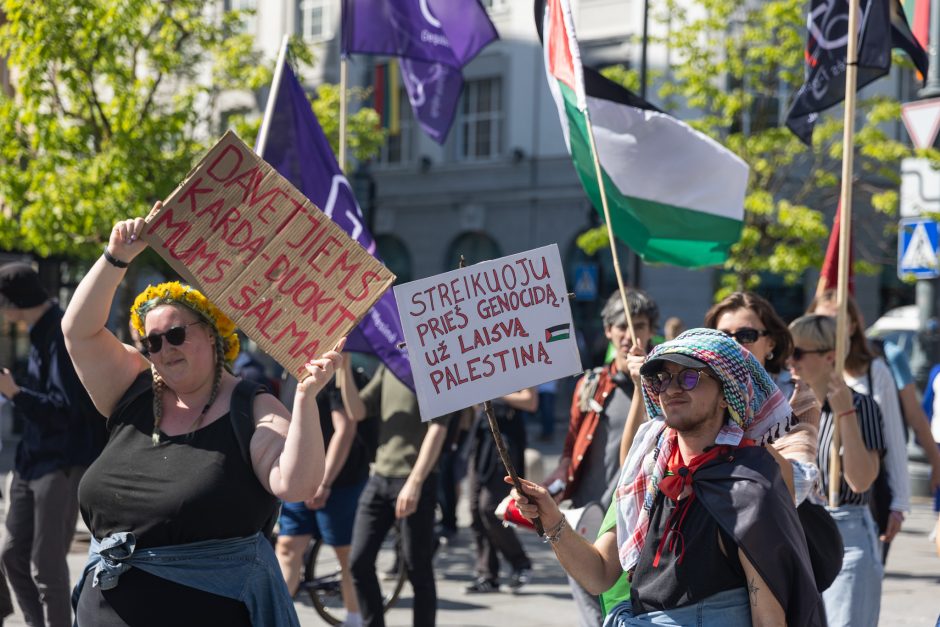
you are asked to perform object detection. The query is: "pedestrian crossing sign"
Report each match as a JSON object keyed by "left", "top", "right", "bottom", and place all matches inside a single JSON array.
[
  {"left": 573, "top": 263, "right": 599, "bottom": 301},
  {"left": 898, "top": 218, "right": 940, "bottom": 279}
]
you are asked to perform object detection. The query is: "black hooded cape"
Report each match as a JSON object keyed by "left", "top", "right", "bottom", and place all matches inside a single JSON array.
[{"left": 692, "top": 446, "right": 827, "bottom": 627}]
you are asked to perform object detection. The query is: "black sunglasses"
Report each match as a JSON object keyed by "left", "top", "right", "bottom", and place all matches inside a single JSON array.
[
  {"left": 721, "top": 327, "right": 770, "bottom": 345},
  {"left": 142, "top": 321, "right": 203, "bottom": 354},
  {"left": 643, "top": 368, "right": 714, "bottom": 395},
  {"left": 791, "top": 346, "right": 832, "bottom": 361}
]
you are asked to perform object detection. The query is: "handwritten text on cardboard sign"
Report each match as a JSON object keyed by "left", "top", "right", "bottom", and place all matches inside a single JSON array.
[{"left": 143, "top": 131, "right": 395, "bottom": 379}]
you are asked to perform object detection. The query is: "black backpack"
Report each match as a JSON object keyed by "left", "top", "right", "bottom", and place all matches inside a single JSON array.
[{"left": 797, "top": 500, "right": 844, "bottom": 592}]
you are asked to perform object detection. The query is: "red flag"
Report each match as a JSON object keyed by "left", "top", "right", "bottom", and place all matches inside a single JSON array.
[
  {"left": 906, "top": 0, "right": 930, "bottom": 49},
  {"left": 816, "top": 200, "right": 855, "bottom": 297}
]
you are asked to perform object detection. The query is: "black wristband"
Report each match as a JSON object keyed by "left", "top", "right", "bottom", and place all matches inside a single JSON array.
[{"left": 103, "top": 248, "right": 129, "bottom": 268}]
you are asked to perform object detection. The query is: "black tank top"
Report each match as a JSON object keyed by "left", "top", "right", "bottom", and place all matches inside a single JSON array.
[
  {"left": 76, "top": 373, "right": 278, "bottom": 626},
  {"left": 630, "top": 490, "right": 744, "bottom": 615}
]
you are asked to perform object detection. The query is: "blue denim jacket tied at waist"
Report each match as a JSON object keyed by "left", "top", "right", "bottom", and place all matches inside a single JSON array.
[{"left": 72, "top": 531, "right": 299, "bottom": 627}]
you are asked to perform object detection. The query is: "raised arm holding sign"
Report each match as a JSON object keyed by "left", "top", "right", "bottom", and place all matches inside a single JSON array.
[
  {"left": 56, "top": 130, "right": 400, "bottom": 625},
  {"left": 60, "top": 210, "right": 344, "bottom": 625}
]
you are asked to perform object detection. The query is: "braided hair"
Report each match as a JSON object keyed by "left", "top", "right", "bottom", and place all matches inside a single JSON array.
[{"left": 149, "top": 309, "right": 228, "bottom": 445}]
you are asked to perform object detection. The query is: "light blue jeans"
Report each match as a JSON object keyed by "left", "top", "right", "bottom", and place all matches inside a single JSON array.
[
  {"left": 602, "top": 587, "right": 751, "bottom": 627},
  {"left": 822, "top": 504, "right": 882, "bottom": 627}
]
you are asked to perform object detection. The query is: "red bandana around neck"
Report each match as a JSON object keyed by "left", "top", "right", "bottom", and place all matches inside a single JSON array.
[{"left": 653, "top": 440, "right": 755, "bottom": 567}]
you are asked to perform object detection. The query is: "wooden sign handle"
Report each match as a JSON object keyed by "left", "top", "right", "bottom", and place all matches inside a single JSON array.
[{"left": 483, "top": 400, "right": 545, "bottom": 537}]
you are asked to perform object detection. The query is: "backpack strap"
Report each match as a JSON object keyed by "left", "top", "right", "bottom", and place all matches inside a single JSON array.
[
  {"left": 576, "top": 367, "right": 606, "bottom": 413},
  {"left": 230, "top": 378, "right": 264, "bottom": 468}
]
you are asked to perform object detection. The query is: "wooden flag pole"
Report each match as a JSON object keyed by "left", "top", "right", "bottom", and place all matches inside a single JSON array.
[
  {"left": 255, "top": 35, "right": 290, "bottom": 157},
  {"left": 830, "top": 0, "right": 861, "bottom": 508},
  {"left": 339, "top": 57, "right": 349, "bottom": 172},
  {"left": 582, "top": 112, "right": 638, "bottom": 348}
]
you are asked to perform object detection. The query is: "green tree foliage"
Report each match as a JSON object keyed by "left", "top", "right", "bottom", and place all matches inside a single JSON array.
[
  {"left": 0, "top": 0, "right": 384, "bottom": 260},
  {"left": 581, "top": 0, "right": 914, "bottom": 299}
]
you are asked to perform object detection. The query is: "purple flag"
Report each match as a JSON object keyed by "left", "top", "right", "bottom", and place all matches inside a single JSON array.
[
  {"left": 257, "top": 62, "right": 414, "bottom": 389},
  {"left": 342, "top": 0, "right": 498, "bottom": 143},
  {"left": 399, "top": 58, "right": 464, "bottom": 143}
]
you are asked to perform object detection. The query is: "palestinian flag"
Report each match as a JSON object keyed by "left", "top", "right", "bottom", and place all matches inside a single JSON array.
[
  {"left": 545, "top": 323, "right": 571, "bottom": 343},
  {"left": 536, "top": 0, "right": 749, "bottom": 267}
]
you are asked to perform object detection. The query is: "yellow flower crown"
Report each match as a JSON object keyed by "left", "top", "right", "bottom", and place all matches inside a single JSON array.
[{"left": 130, "top": 282, "right": 240, "bottom": 365}]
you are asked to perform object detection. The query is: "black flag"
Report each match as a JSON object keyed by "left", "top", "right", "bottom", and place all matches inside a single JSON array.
[{"left": 786, "top": 0, "right": 928, "bottom": 145}]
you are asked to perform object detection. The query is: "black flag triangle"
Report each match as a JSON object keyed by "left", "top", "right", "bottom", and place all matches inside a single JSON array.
[{"left": 786, "top": 0, "right": 928, "bottom": 145}]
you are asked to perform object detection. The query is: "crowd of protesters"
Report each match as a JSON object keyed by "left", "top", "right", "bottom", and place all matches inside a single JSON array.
[{"left": 0, "top": 218, "right": 938, "bottom": 627}]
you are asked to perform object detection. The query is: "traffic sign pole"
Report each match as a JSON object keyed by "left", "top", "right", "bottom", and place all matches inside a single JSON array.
[{"left": 909, "top": 0, "right": 940, "bottom": 384}]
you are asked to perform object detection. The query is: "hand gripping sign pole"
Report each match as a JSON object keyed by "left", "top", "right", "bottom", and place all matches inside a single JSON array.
[
  {"left": 457, "top": 256, "right": 546, "bottom": 537},
  {"left": 829, "top": 0, "right": 862, "bottom": 508}
]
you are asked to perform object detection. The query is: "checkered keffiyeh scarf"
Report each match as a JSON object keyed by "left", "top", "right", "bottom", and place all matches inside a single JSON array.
[{"left": 615, "top": 328, "right": 791, "bottom": 574}]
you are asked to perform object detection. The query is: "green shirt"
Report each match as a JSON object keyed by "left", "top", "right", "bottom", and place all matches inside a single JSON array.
[
  {"left": 360, "top": 366, "right": 435, "bottom": 478},
  {"left": 598, "top": 495, "right": 630, "bottom": 615}
]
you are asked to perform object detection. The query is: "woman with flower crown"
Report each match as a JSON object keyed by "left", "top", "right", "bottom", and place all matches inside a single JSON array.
[{"left": 61, "top": 208, "right": 338, "bottom": 626}]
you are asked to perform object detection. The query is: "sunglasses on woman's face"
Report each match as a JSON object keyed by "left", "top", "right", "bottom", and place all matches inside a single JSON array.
[
  {"left": 791, "top": 346, "right": 831, "bottom": 361},
  {"left": 721, "top": 327, "right": 769, "bottom": 345},
  {"left": 142, "top": 321, "right": 203, "bottom": 354},
  {"left": 643, "top": 368, "right": 714, "bottom": 395}
]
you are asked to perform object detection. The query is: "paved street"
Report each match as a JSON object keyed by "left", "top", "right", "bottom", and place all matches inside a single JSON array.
[{"left": 0, "top": 442, "right": 937, "bottom": 626}]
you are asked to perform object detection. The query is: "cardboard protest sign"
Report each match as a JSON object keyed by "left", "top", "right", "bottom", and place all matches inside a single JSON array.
[
  {"left": 394, "top": 244, "right": 581, "bottom": 420},
  {"left": 142, "top": 130, "right": 396, "bottom": 380}
]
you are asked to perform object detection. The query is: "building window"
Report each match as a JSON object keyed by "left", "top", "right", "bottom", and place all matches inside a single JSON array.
[
  {"left": 219, "top": 106, "right": 252, "bottom": 136},
  {"left": 376, "top": 63, "right": 414, "bottom": 165},
  {"left": 445, "top": 232, "right": 502, "bottom": 270},
  {"left": 225, "top": 0, "right": 257, "bottom": 34},
  {"left": 375, "top": 235, "right": 413, "bottom": 284},
  {"left": 299, "top": 0, "right": 333, "bottom": 43},
  {"left": 458, "top": 78, "right": 503, "bottom": 161},
  {"left": 753, "top": 273, "right": 805, "bottom": 323}
]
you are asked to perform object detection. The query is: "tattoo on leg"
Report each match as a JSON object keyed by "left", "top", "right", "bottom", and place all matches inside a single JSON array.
[{"left": 747, "top": 576, "right": 759, "bottom": 606}]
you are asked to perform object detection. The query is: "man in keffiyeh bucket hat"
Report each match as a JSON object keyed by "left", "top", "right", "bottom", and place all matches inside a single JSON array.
[{"left": 507, "top": 328, "right": 826, "bottom": 627}]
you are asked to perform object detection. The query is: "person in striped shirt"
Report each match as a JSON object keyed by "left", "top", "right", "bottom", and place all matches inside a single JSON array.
[
  {"left": 808, "top": 290, "right": 912, "bottom": 561},
  {"left": 787, "top": 314, "right": 886, "bottom": 627}
]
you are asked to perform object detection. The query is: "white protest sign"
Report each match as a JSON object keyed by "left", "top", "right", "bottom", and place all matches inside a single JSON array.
[{"left": 394, "top": 244, "right": 582, "bottom": 421}]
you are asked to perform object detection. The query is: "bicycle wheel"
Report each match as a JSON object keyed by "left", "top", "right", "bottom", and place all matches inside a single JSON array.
[
  {"left": 303, "top": 539, "right": 343, "bottom": 625},
  {"left": 303, "top": 533, "right": 407, "bottom": 624},
  {"left": 380, "top": 531, "right": 407, "bottom": 612}
]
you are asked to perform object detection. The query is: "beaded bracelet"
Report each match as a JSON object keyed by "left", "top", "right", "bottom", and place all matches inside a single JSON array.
[{"left": 543, "top": 516, "right": 568, "bottom": 545}]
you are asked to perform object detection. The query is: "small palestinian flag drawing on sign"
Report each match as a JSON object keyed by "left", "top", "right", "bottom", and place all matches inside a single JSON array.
[{"left": 545, "top": 324, "right": 570, "bottom": 343}]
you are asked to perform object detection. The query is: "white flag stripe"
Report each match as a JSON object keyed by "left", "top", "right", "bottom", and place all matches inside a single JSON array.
[{"left": 588, "top": 95, "right": 749, "bottom": 219}]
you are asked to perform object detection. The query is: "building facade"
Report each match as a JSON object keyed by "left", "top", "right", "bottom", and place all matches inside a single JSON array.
[{"left": 232, "top": 0, "right": 915, "bottom": 352}]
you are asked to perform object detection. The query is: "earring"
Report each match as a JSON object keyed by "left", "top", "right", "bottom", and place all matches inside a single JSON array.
[{"left": 767, "top": 350, "right": 774, "bottom": 360}]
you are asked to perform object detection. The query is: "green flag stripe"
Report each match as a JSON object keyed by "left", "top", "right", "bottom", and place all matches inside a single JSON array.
[{"left": 558, "top": 83, "right": 742, "bottom": 267}]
